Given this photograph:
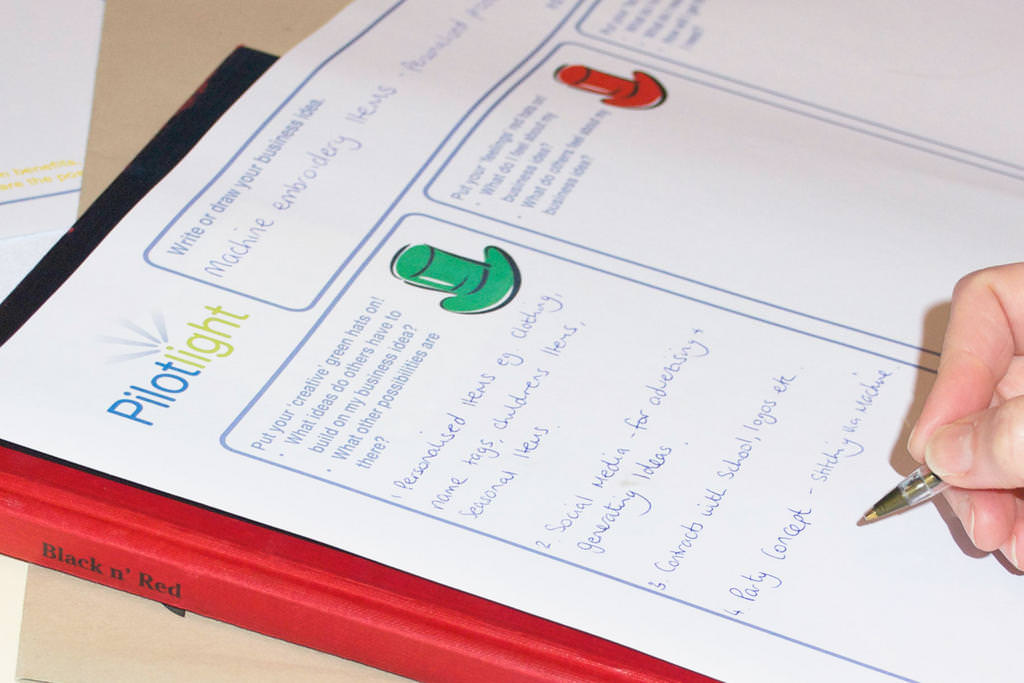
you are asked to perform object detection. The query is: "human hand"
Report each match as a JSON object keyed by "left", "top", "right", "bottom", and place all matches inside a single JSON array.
[{"left": 907, "top": 263, "right": 1024, "bottom": 571}]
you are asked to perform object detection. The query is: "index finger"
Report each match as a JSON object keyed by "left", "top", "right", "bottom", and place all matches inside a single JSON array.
[{"left": 908, "top": 263, "right": 1024, "bottom": 461}]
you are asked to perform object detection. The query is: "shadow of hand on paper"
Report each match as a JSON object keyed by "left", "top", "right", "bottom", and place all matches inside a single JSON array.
[{"left": 887, "top": 299, "right": 947, "bottom": 478}]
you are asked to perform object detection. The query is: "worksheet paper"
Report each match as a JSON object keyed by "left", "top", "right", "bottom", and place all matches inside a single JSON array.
[
  {"left": 0, "top": 0, "right": 104, "bottom": 238},
  {"left": 2, "top": 2, "right": 1023, "bottom": 681}
]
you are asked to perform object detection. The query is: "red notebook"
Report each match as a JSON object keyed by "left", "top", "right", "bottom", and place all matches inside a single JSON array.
[{"left": 0, "top": 47, "right": 710, "bottom": 683}]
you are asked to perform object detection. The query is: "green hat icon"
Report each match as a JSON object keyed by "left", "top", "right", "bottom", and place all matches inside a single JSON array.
[{"left": 390, "top": 243, "right": 521, "bottom": 313}]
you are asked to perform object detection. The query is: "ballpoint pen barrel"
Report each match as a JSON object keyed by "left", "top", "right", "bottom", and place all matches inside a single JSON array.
[{"left": 866, "top": 466, "right": 948, "bottom": 521}]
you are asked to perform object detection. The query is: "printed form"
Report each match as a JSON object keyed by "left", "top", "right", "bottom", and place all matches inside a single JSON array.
[{"left": 1, "top": 2, "right": 1023, "bottom": 681}]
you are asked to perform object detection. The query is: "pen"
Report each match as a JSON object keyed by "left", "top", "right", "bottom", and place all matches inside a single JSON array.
[{"left": 860, "top": 465, "right": 949, "bottom": 523}]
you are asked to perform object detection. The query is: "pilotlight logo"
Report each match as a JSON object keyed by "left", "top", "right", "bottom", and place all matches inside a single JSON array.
[{"left": 102, "top": 305, "right": 249, "bottom": 426}]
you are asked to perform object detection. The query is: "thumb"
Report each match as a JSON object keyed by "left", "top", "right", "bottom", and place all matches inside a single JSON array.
[{"left": 924, "top": 396, "right": 1024, "bottom": 489}]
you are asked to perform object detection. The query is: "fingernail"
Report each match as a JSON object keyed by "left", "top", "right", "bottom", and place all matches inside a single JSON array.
[
  {"left": 966, "top": 506, "right": 976, "bottom": 548},
  {"left": 906, "top": 425, "right": 918, "bottom": 453},
  {"left": 1010, "top": 537, "right": 1020, "bottom": 571},
  {"left": 924, "top": 422, "right": 974, "bottom": 478}
]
